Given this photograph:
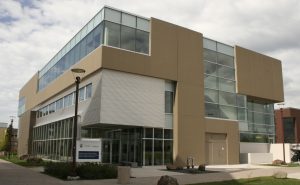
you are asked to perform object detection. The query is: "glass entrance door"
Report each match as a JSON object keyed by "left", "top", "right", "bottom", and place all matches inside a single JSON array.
[{"left": 102, "top": 140, "right": 111, "bottom": 163}]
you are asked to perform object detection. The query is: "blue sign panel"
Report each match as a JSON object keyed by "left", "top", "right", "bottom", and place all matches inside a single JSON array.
[{"left": 78, "top": 151, "right": 99, "bottom": 159}]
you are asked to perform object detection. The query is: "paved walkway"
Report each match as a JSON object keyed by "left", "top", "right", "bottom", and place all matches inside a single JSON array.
[{"left": 1, "top": 159, "right": 300, "bottom": 185}]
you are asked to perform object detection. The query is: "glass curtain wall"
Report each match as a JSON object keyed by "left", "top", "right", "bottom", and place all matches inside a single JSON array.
[
  {"left": 38, "top": 7, "right": 150, "bottom": 91},
  {"left": 32, "top": 117, "right": 73, "bottom": 161},
  {"left": 203, "top": 38, "right": 241, "bottom": 120},
  {"left": 81, "top": 127, "right": 173, "bottom": 166},
  {"left": 203, "top": 37, "right": 275, "bottom": 143},
  {"left": 240, "top": 102, "right": 275, "bottom": 142}
]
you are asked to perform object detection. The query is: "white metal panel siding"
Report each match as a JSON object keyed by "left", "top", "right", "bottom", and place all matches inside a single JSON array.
[{"left": 100, "top": 70, "right": 165, "bottom": 128}]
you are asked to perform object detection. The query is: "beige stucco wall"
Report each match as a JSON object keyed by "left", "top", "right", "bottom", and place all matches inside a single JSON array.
[
  {"left": 235, "top": 46, "right": 284, "bottom": 102},
  {"left": 205, "top": 118, "right": 240, "bottom": 164},
  {"left": 18, "top": 110, "right": 35, "bottom": 156}
]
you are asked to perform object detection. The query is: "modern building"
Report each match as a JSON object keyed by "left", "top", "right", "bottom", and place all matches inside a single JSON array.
[
  {"left": 275, "top": 107, "right": 300, "bottom": 143},
  {"left": 18, "top": 6, "right": 284, "bottom": 165}
]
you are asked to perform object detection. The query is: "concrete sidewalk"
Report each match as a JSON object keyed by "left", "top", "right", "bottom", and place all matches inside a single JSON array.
[{"left": 1, "top": 159, "right": 300, "bottom": 185}]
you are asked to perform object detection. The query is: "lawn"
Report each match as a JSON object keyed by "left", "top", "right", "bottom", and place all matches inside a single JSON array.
[
  {"left": 0, "top": 154, "right": 45, "bottom": 167},
  {"left": 190, "top": 177, "right": 300, "bottom": 185}
]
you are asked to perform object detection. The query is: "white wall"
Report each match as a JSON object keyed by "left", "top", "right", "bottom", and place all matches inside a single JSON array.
[
  {"left": 240, "top": 153, "right": 273, "bottom": 164},
  {"left": 240, "top": 142, "right": 270, "bottom": 153},
  {"left": 100, "top": 70, "right": 165, "bottom": 128},
  {"left": 240, "top": 143, "right": 294, "bottom": 164},
  {"left": 270, "top": 144, "right": 291, "bottom": 163}
]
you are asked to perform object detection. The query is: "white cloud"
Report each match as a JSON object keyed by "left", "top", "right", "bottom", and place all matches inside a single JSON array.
[{"left": 0, "top": 0, "right": 299, "bottom": 127}]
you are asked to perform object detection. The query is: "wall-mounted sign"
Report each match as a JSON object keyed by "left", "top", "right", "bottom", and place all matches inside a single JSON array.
[{"left": 76, "top": 139, "right": 101, "bottom": 162}]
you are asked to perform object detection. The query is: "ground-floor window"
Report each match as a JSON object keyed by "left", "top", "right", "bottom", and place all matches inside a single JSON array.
[
  {"left": 32, "top": 121, "right": 173, "bottom": 166},
  {"left": 32, "top": 117, "right": 73, "bottom": 161}
]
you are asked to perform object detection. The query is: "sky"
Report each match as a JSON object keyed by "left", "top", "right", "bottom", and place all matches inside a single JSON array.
[{"left": 0, "top": 0, "right": 299, "bottom": 128}]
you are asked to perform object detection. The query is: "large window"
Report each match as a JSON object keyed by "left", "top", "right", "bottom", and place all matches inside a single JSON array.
[
  {"left": 121, "top": 25, "right": 135, "bottom": 51},
  {"left": 32, "top": 118, "right": 73, "bottom": 161},
  {"left": 18, "top": 96, "right": 26, "bottom": 116},
  {"left": 38, "top": 7, "right": 150, "bottom": 91},
  {"left": 165, "top": 91, "right": 174, "bottom": 113},
  {"left": 37, "top": 83, "right": 92, "bottom": 119},
  {"left": 283, "top": 118, "right": 295, "bottom": 143},
  {"left": 240, "top": 101, "right": 275, "bottom": 143},
  {"left": 204, "top": 38, "right": 237, "bottom": 120},
  {"left": 203, "top": 37, "right": 275, "bottom": 143}
]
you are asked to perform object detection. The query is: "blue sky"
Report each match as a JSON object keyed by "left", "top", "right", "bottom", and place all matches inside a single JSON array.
[{"left": 0, "top": 0, "right": 300, "bottom": 128}]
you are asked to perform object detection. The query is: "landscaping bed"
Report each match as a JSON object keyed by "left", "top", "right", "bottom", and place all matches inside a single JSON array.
[
  {"left": 0, "top": 155, "right": 45, "bottom": 167},
  {"left": 44, "top": 162, "right": 117, "bottom": 180}
]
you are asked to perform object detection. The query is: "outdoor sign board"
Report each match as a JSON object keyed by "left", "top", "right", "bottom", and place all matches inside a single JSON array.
[{"left": 76, "top": 138, "right": 102, "bottom": 162}]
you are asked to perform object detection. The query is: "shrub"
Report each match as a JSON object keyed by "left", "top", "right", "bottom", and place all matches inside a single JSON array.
[
  {"left": 26, "top": 157, "right": 43, "bottom": 166},
  {"left": 291, "top": 149, "right": 300, "bottom": 162},
  {"left": 198, "top": 164, "right": 206, "bottom": 171},
  {"left": 44, "top": 162, "right": 72, "bottom": 179},
  {"left": 44, "top": 162, "right": 117, "bottom": 180},
  {"left": 77, "top": 163, "right": 117, "bottom": 179},
  {"left": 272, "top": 159, "right": 286, "bottom": 165}
]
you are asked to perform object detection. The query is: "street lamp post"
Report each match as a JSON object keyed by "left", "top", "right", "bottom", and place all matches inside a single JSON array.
[
  {"left": 70, "top": 68, "right": 85, "bottom": 177},
  {"left": 278, "top": 102, "right": 286, "bottom": 164}
]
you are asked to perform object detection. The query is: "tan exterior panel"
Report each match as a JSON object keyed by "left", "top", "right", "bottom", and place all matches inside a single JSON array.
[
  {"left": 205, "top": 118, "right": 240, "bottom": 164},
  {"left": 18, "top": 110, "right": 36, "bottom": 156},
  {"left": 19, "top": 47, "right": 103, "bottom": 112},
  {"left": 235, "top": 46, "right": 284, "bottom": 102}
]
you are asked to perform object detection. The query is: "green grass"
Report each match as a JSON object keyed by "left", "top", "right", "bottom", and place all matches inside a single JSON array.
[
  {"left": 189, "top": 177, "right": 300, "bottom": 185},
  {"left": 286, "top": 163, "right": 300, "bottom": 167},
  {"left": 263, "top": 163, "right": 300, "bottom": 167},
  {"left": 0, "top": 155, "right": 45, "bottom": 167}
]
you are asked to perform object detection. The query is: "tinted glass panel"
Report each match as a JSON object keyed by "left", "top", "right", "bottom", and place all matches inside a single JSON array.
[
  {"left": 204, "top": 61, "right": 217, "bottom": 75},
  {"left": 220, "top": 105, "right": 237, "bottom": 120},
  {"left": 86, "top": 31, "right": 94, "bottom": 54},
  {"left": 238, "top": 108, "right": 246, "bottom": 121},
  {"left": 218, "top": 65, "right": 235, "bottom": 80},
  {"left": 64, "top": 94, "right": 73, "bottom": 107},
  {"left": 136, "top": 30, "right": 149, "bottom": 54},
  {"left": 219, "top": 91, "right": 236, "bottom": 106},
  {"left": 122, "top": 13, "right": 136, "bottom": 28},
  {"left": 93, "top": 23, "right": 104, "bottom": 48},
  {"left": 205, "top": 88, "right": 218, "bottom": 103},
  {"left": 86, "top": 84, "right": 92, "bottom": 98},
  {"left": 219, "top": 78, "right": 235, "bottom": 92},
  {"left": 204, "top": 75, "right": 218, "bottom": 89},
  {"left": 104, "top": 21, "right": 121, "bottom": 47},
  {"left": 145, "top": 128, "right": 153, "bottom": 138},
  {"left": 105, "top": 8, "right": 121, "bottom": 24},
  {"left": 164, "top": 129, "right": 173, "bottom": 139},
  {"left": 203, "top": 38, "right": 217, "bottom": 51},
  {"left": 164, "top": 140, "right": 173, "bottom": 164},
  {"left": 154, "top": 140, "right": 163, "bottom": 165},
  {"left": 154, "top": 128, "right": 163, "bottom": 138},
  {"left": 165, "top": 91, "right": 174, "bottom": 113},
  {"left": 121, "top": 25, "right": 135, "bottom": 51},
  {"left": 79, "top": 88, "right": 85, "bottom": 101},
  {"left": 217, "top": 43, "right": 234, "bottom": 56},
  {"left": 203, "top": 49, "right": 217, "bottom": 63},
  {"left": 137, "top": 17, "right": 149, "bottom": 32},
  {"left": 56, "top": 98, "right": 63, "bottom": 110},
  {"left": 237, "top": 95, "right": 246, "bottom": 107},
  {"left": 217, "top": 53, "right": 234, "bottom": 67},
  {"left": 205, "top": 103, "right": 219, "bottom": 117}
]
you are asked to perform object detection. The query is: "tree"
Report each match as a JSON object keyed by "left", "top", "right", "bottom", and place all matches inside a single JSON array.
[{"left": 3, "top": 122, "right": 13, "bottom": 156}]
